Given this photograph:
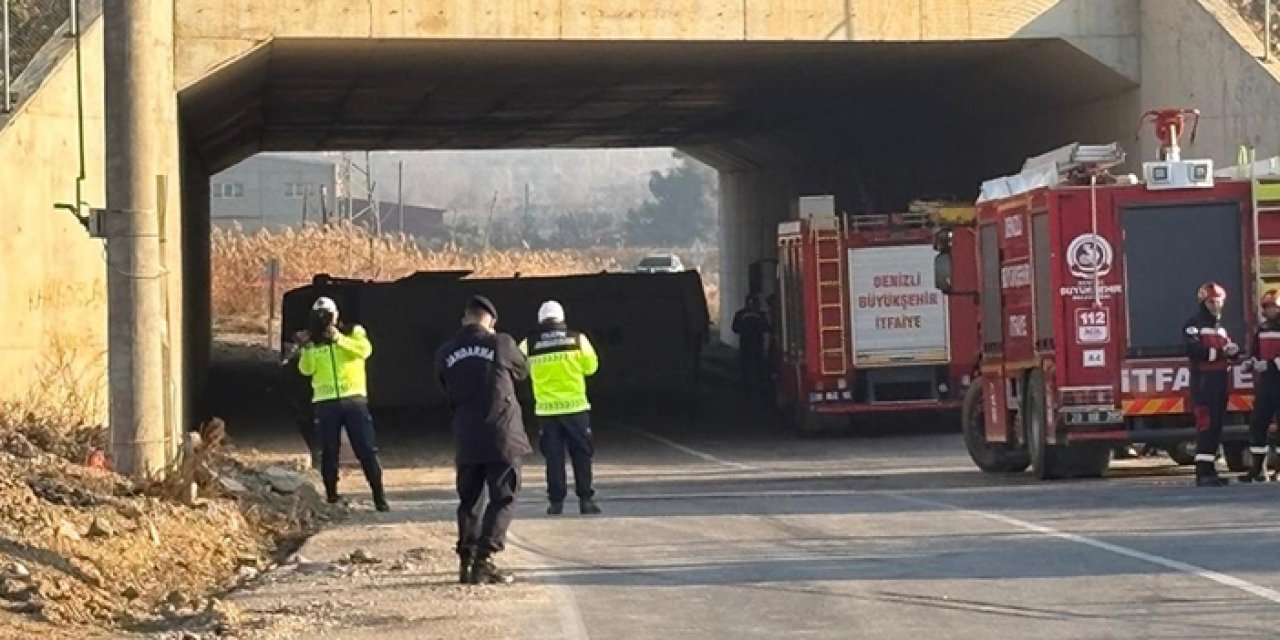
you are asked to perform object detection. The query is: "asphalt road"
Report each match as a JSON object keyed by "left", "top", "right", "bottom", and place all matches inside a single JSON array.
[{"left": 222, "top": 391, "right": 1280, "bottom": 640}]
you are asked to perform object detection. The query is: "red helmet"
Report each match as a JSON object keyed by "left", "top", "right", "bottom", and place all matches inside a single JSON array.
[
  {"left": 1197, "top": 282, "right": 1227, "bottom": 302},
  {"left": 1263, "top": 289, "right": 1280, "bottom": 308}
]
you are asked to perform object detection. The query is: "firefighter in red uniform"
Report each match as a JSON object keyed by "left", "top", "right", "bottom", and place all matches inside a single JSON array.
[
  {"left": 1183, "top": 282, "right": 1242, "bottom": 487},
  {"left": 1241, "top": 289, "right": 1280, "bottom": 482}
]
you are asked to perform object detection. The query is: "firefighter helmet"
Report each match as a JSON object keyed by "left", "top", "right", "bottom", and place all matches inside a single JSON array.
[
  {"left": 1262, "top": 289, "right": 1280, "bottom": 308},
  {"left": 1197, "top": 282, "right": 1227, "bottom": 302}
]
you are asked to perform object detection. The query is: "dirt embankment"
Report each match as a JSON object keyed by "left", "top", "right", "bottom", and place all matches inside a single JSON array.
[{"left": 0, "top": 418, "right": 337, "bottom": 639}]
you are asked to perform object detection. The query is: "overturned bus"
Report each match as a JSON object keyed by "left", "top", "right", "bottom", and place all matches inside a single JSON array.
[{"left": 280, "top": 269, "right": 711, "bottom": 409}]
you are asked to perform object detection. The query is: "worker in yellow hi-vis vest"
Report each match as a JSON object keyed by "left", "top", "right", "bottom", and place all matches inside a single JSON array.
[
  {"left": 519, "top": 300, "right": 601, "bottom": 516},
  {"left": 297, "top": 296, "right": 388, "bottom": 511}
]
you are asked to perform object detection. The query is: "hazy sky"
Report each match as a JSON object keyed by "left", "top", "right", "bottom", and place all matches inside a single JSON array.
[{"left": 281, "top": 149, "right": 685, "bottom": 219}]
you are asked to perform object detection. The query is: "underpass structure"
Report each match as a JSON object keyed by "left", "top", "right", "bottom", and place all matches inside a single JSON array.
[{"left": 3, "top": 0, "right": 1280, "bottom": 460}]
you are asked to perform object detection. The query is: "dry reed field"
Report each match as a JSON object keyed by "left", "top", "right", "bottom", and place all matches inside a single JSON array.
[{"left": 211, "top": 223, "right": 721, "bottom": 335}]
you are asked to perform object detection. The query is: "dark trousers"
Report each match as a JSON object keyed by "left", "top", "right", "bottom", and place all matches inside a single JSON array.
[
  {"left": 539, "top": 412, "right": 595, "bottom": 503},
  {"left": 457, "top": 460, "right": 521, "bottom": 557},
  {"left": 315, "top": 397, "right": 384, "bottom": 496},
  {"left": 1249, "top": 375, "right": 1280, "bottom": 459},
  {"left": 740, "top": 342, "right": 766, "bottom": 388},
  {"left": 297, "top": 414, "right": 318, "bottom": 455},
  {"left": 1193, "top": 372, "right": 1229, "bottom": 477}
]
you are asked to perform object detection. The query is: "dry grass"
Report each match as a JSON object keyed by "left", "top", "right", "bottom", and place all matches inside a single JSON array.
[
  {"left": 0, "top": 349, "right": 328, "bottom": 637},
  {"left": 211, "top": 223, "right": 722, "bottom": 332}
]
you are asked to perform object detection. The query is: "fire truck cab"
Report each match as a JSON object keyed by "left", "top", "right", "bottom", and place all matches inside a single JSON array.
[
  {"left": 774, "top": 196, "right": 980, "bottom": 434},
  {"left": 938, "top": 108, "right": 1280, "bottom": 479}
]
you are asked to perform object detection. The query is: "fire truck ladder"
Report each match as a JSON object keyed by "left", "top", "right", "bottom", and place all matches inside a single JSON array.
[
  {"left": 812, "top": 217, "right": 848, "bottom": 376},
  {"left": 1251, "top": 158, "right": 1280, "bottom": 287}
]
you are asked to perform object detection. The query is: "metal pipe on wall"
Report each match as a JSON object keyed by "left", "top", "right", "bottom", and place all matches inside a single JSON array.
[{"left": 3, "top": 0, "right": 11, "bottom": 113}]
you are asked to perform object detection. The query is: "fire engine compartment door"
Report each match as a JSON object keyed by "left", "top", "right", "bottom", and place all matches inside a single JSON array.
[
  {"left": 848, "top": 244, "right": 950, "bottom": 365},
  {"left": 1121, "top": 202, "right": 1245, "bottom": 358}
]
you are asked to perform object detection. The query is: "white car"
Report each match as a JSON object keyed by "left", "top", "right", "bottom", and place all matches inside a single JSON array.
[{"left": 635, "top": 252, "right": 685, "bottom": 274}]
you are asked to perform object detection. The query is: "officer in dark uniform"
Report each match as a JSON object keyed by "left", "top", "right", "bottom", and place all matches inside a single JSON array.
[
  {"left": 732, "top": 294, "right": 771, "bottom": 393},
  {"left": 435, "top": 295, "right": 531, "bottom": 585},
  {"left": 1242, "top": 289, "right": 1280, "bottom": 482},
  {"left": 1183, "top": 282, "right": 1242, "bottom": 487}
]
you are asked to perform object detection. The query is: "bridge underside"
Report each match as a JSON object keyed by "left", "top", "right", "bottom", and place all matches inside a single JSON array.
[{"left": 179, "top": 37, "right": 1137, "bottom": 353}]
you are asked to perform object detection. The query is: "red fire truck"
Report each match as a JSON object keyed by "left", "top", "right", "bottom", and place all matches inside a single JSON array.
[
  {"left": 936, "top": 108, "right": 1279, "bottom": 479},
  {"left": 774, "top": 198, "right": 981, "bottom": 433}
]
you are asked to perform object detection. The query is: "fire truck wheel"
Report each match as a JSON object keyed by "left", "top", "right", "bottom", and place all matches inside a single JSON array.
[
  {"left": 962, "top": 377, "right": 1030, "bottom": 473},
  {"left": 1166, "top": 442, "right": 1197, "bottom": 466},
  {"left": 1025, "top": 370, "right": 1110, "bottom": 479},
  {"left": 1222, "top": 442, "right": 1250, "bottom": 473},
  {"left": 789, "top": 404, "right": 840, "bottom": 438},
  {"left": 1026, "top": 370, "right": 1070, "bottom": 480},
  {"left": 1063, "top": 445, "right": 1111, "bottom": 479}
]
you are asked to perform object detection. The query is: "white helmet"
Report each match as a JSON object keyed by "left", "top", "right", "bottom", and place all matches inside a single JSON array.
[
  {"left": 537, "top": 300, "right": 565, "bottom": 323},
  {"left": 312, "top": 296, "right": 338, "bottom": 313}
]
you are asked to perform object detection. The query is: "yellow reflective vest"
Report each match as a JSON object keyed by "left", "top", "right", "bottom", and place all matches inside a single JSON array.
[
  {"left": 519, "top": 325, "right": 598, "bottom": 417},
  {"left": 297, "top": 325, "right": 373, "bottom": 402}
]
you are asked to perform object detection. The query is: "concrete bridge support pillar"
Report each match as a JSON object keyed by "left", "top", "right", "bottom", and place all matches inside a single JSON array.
[
  {"left": 104, "top": 0, "right": 178, "bottom": 477},
  {"left": 718, "top": 167, "right": 795, "bottom": 345}
]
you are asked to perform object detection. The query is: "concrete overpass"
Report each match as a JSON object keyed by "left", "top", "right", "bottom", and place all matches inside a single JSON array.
[{"left": 3, "top": 0, "right": 1280, "bottom": 473}]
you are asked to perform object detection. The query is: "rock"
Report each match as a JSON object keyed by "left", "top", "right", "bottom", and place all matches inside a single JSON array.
[
  {"left": 284, "top": 553, "right": 307, "bottom": 566},
  {"left": 28, "top": 477, "right": 98, "bottom": 507},
  {"left": 122, "top": 585, "right": 140, "bottom": 600},
  {"left": 8, "top": 562, "right": 30, "bottom": 579},
  {"left": 0, "top": 578, "right": 33, "bottom": 601},
  {"left": 236, "top": 566, "right": 259, "bottom": 581},
  {"left": 217, "top": 475, "right": 249, "bottom": 495},
  {"left": 2, "top": 432, "right": 38, "bottom": 459},
  {"left": 345, "top": 548, "right": 380, "bottom": 565},
  {"left": 165, "top": 590, "right": 188, "bottom": 607},
  {"left": 389, "top": 560, "right": 415, "bottom": 572},
  {"left": 56, "top": 520, "right": 81, "bottom": 541},
  {"left": 12, "top": 599, "right": 42, "bottom": 616},
  {"left": 115, "top": 502, "right": 144, "bottom": 519},
  {"left": 69, "top": 558, "right": 103, "bottom": 588},
  {"left": 262, "top": 467, "right": 308, "bottom": 494},
  {"left": 296, "top": 561, "right": 337, "bottom": 575},
  {"left": 88, "top": 517, "right": 115, "bottom": 538}
]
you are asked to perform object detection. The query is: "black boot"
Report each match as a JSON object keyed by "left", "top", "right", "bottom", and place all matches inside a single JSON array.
[
  {"left": 579, "top": 498, "right": 602, "bottom": 515},
  {"left": 1196, "top": 461, "right": 1229, "bottom": 487},
  {"left": 324, "top": 479, "right": 341, "bottom": 504},
  {"left": 458, "top": 552, "right": 473, "bottom": 584},
  {"left": 469, "top": 554, "right": 515, "bottom": 585},
  {"left": 547, "top": 502, "right": 563, "bottom": 515},
  {"left": 371, "top": 481, "right": 390, "bottom": 512},
  {"left": 1240, "top": 453, "right": 1268, "bottom": 483}
]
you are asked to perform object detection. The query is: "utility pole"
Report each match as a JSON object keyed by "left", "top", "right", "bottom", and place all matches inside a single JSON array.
[
  {"left": 103, "top": 0, "right": 171, "bottom": 478},
  {"left": 366, "top": 150, "right": 380, "bottom": 234},
  {"left": 523, "top": 182, "right": 531, "bottom": 244},
  {"left": 1267, "top": 0, "right": 1274, "bottom": 63},
  {"left": 320, "top": 184, "right": 330, "bottom": 224},
  {"left": 3, "top": 0, "right": 11, "bottom": 113}
]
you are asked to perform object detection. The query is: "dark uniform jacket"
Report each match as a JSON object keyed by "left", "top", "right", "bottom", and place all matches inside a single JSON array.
[
  {"left": 1251, "top": 317, "right": 1280, "bottom": 380},
  {"left": 1183, "top": 305, "right": 1233, "bottom": 374},
  {"left": 732, "top": 308, "right": 770, "bottom": 348},
  {"left": 435, "top": 325, "right": 532, "bottom": 464}
]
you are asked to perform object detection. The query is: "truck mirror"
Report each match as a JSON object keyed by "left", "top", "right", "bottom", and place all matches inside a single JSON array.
[
  {"left": 934, "top": 253, "right": 954, "bottom": 294},
  {"left": 933, "top": 228, "right": 954, "bottom": 254}
]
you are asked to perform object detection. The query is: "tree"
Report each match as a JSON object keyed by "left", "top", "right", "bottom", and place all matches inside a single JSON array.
[
  {"left": 624, "top": 151, "right": 718, "bottom": 247},
  {"left": 548, "top": 211, "right": 621, "bottom": 249}
]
